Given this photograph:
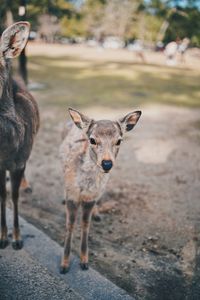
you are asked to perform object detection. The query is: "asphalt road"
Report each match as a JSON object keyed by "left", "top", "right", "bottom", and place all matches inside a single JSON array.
[
  {"left": 0, "top": 248, "right": 81, "bottom": 300},
  {"left": 0, "top": 209, "right": 134, "bottom": 300}
]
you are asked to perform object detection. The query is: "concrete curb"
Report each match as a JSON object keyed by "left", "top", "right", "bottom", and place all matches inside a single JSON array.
[{"left": 5, "top": 209, "right": 134, "bottom": 300}]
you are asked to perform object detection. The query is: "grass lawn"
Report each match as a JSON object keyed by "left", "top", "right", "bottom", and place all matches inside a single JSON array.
[{"left": 27, "top": 55, "right": 200, "bottom": 109}]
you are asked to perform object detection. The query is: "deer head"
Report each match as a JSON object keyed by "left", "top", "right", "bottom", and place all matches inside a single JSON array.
[{"left": 69, "top": 108, "right": 142, "bottom": 173}]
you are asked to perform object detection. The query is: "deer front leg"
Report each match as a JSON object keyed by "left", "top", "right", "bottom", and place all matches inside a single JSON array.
[
  {"left": 80, "top": 200, "right": 95, "bottom": 270},
  {"left": 60, "top": 199, "right": 79, "bottom": 274},
  {"left": 10, "top": 168, "right": 25, "bottom": 250},
  {"left": 0, "top": 170, "right": 8, "bottom": 249},
  {"left": 20, "top": 173, "right": 32, "bottom": 194},
  {"left": 92, "top": 204, "right": 101, "bottom": 222}
]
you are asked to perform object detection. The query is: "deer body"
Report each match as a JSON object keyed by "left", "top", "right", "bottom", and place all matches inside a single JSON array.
[
  {"left": 60, "top": 108, "right": 141, "bottom": 273},
  {"left": 0, "top": 22, "right": 39, "bottom": 249},
  {"left": 0, "top": 78, "right": 39, "bottom": 170},
  {"left": 60, "top": 125, "right": 109, "bottom": 204}
]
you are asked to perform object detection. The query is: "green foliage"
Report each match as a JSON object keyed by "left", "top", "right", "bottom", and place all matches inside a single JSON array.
[
  {"left": 0, "top": 0, "right": 200, "bottom": 46},
  {"left": 164, "top": 7, "right": 200, "bottom": 46},
  {"left": 0, "top": 0, "right": 74, "bottom": 31},
  {"left": 81, "top": 0, "right": 107, "bottom": 39},
  {"left": 0, "top": 0, "right": 18, "bottom": 32},
  {"left": 61, "top": 14, "right": 86, "bottom": 37},
  {"left": 27, "top": 0, "right": 74, "bottom": 30}
]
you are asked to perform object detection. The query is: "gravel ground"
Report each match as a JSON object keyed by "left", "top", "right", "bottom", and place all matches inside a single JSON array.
[{"left": 0, "top": 247, "right": 81, "bottom": 300}]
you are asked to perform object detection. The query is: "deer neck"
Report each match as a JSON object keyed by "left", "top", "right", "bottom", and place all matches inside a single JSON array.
[
  {"left": 0, "top": 61, "right": 21, "bottom": 155},
  {"left": 0, "top": 61, "right": 15, "bottom": 115}
]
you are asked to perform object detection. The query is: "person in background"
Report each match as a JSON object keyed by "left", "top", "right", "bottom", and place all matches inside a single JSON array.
[
  {"left": 164, "top": 40, "right": 178, "bottom": 66},
  {"left": 178, "top": 38, "right": 190, "bottom": 63}
]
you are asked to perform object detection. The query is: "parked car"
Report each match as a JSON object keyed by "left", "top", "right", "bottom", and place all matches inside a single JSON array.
[
  {"left": 86, "top": 39, "right": 99, "bottom": 47},
  {"left": 102, "top": 36, "right": 125, "bottom": 49},
  {"left": 29, "top": 31, "right": 37, "bottom": 41}
]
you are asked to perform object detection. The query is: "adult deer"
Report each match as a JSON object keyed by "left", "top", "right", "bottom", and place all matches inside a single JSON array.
[
  {"left": 0, "top": 22, "right": 40, "bottom": 249},
  {"left": 60, "top": 108, "right": 141, "bottom": 273}
]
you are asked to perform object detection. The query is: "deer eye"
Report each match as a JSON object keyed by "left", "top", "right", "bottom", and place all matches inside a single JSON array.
[
  {"left": 90, "top": 138, "right": 97, "bottom": 145},
  {"left": 116, "top": 139, "right": 122, "bottom": 146}
]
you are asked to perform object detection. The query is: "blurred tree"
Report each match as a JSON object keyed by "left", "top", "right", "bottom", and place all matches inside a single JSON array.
[
  {"left": 81, "top": 0, "right": 145, "bottom": 41},
  {"left": 0, "top": 0, "right": 74, "bottom": 31},
  {"left": 61, "top": 13, "right": 86, "bottom": 38},
  {"left": 146, "top": 0, "right": 168, "bottom": 16},
  {"left": 26, "top": 0, "right": 74, "bottom": 30},
  {"left": 102, "top": 0, "right": 138, "bottom": 39},
  {"left": 0, "top": 0, "right": 18, "bottom": 32},
  {"left": 38, "top": 14, "right": 61, "bottom": 42},
  {"left": 19, "top": 0, "right": 28, "bottom": 84},
  {"left": 81, "top": 0, "right": 106, "bottom": 40},
  {"left": 0, "top": 0, "right": 75, "bottom": 84},
  {"left": 0, "top": 0, "right": 199, "bottom": 46},
  {"left": 146, "top": 0, "right": 200, "bottom": 45}
]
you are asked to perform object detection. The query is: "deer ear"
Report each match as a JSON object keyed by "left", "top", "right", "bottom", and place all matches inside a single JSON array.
[
  {"left": 1, "top": 22, "right": 30, "bottom": 59},
  {"left": 119, "top": 111, "right": 142, "bottom": 132},
  {"left": 68, "top": 108, "right": 92, "bottom": 130}
]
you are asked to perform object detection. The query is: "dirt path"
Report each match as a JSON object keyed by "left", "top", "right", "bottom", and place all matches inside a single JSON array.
[
  {"left": 27, "top": 42, "right": 200, "bottom": 71},
  {"left": 8, "top": 103, "right": 199, "bottom": 299}
]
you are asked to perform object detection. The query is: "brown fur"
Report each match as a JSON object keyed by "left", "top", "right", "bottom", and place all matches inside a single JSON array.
[
  {"left": 0, "top": 23, "right": 39, "bottom": 250},
  {"left": 60, "top": 108, "right": 141, "bottom": 273}
]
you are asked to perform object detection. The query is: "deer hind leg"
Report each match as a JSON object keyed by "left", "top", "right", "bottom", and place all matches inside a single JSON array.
[
  {"left": 20, "top": 173, "right": 32, "bottom": 194},
  {"left": 80, "top": 200, "right": 95, "bottom": 270},
  {"left": 60, "top": 199, "right": 79, "bottom": 274},
  {"left": 0, "top": 170, "right": 8, "bottom": 249},
  {"left": 10, "top": 168, "right": 25, "bottom": 250}
]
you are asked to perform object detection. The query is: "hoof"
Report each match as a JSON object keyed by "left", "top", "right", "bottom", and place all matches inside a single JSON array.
[
  {"left": 23, "top": 187, "right": 32, "bottom": 194},
  {"left": 92, "top": 214, "right": 101, "bottom": 222},
  {"left": 80, "top": 262, "right": 89, "bottom": 271},
  {"left": 12, "top": 240, "right": 23, "bottom": 250},
  {"left": 60, "top": 265, "right": 70, "bottom": 274},
  {"left": 0, "top": 239, "right": 8, "bottom": 249}
]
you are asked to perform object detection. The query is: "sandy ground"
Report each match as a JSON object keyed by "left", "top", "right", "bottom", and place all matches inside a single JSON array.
[
  {"left": 5, "top": 102, "right": 198, "bottom": 300},
  {"left": 27, "top": 42, "right": 200, "bottom": 71},
  {"left": 4, "top": 44, "right": 200, "bottom": 299}
]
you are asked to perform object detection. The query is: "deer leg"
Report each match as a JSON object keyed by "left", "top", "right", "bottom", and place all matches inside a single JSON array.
[
  {"left": 60, "top": 199, "right": 79, "bottom": 274},
  {"left": 0, "top": 170, "right": 8, "bottom": 249},
  {"left": 10, "top": 168, "right": 24, "bottom": 250},
  {"left": 20, "top": 173, "right": 32, "bottom": 194},
  {"left": 80, "top": 200, "right": 95, "bottom": 270},
  {"left": 92, "top": 204, "right": 101, "bottom": 222}
]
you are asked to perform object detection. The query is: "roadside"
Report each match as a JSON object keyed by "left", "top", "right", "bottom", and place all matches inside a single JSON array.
[{"left": 0, "top": 209, "right": 133, "bottom": 300}]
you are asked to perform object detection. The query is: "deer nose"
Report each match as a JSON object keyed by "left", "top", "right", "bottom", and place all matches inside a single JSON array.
[{"left": 101, "top": 160, "right": 113, "bottom": 172}]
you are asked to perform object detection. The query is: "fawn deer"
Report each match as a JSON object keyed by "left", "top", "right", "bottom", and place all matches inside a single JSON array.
[
  {"left": 60, "top": 108, "right": 141, "bottom": 273},
  {"left": 0, "top": 22, "right": 40, "bottom": 250}
]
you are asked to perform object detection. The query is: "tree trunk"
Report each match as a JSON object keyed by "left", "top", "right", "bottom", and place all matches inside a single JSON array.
[{"left": 18, "top": 0, "right": 28, "bottom": 85}]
